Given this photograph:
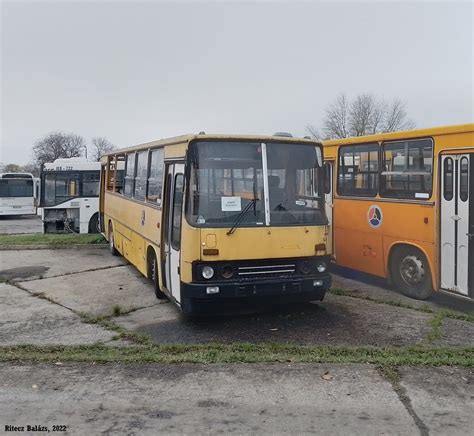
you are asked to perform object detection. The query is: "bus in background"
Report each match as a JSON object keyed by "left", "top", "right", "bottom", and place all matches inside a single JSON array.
[
  {"left": 100, "top": 133, "right": 331, "bottom": 314},
  {"left": 0, "top": 173, "right": 37, "bottom": 216},
  {"left": 322, "top": 123, "right": 474, "bottom": 301},
  {"left": 40, "top": 158, "right": 102, "bottom": 233}
]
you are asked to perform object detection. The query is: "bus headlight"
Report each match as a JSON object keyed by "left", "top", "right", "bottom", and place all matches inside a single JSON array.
[
  {"left": 299, "top": 260, "right": 312, "bottom": 275},
  {"left": 316, "top": 261, "right": 327, "bottom": 273},
  {"left": 202, "top": 266, "right": 215, "bottom": 279},
  {"left": 220, "top": 265, "right": 234, "bottom": 279}
]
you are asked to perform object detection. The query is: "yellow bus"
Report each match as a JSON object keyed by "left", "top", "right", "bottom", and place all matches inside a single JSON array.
[
  {"left": 322, "top": 123, "right": 474, "bottom": 300},
  {"left": 100, "top": 133, "right": 331, "bottom": 314}
]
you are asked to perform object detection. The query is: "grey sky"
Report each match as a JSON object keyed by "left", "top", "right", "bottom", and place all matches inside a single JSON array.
[{"left": 1, "top": 0, "right": 473, "bottom": 165}]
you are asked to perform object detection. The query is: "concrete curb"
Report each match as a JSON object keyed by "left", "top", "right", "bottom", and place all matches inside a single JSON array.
[{"left": 0, "top": 244, "right": 108, "bottom": 250}]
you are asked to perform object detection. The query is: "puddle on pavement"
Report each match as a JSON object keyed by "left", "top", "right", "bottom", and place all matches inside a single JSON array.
[{"left": 0, "top": 266, "right": 50, "bottom": 281}]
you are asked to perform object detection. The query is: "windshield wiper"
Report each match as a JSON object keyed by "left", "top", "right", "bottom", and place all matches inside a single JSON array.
[{"left": 226, "top": 198, "right": 258, "bottom": 235}]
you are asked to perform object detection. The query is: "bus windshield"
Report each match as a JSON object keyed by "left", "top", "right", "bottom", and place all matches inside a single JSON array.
[
  {"left": 187, "top": 141, "right": 326, "bottom": 227},
  {"left": 0, "top": 179, "right": 34, "bottom": 197},
  {"left": 42, "top": 171, "right": 100, "bottom": 206}
]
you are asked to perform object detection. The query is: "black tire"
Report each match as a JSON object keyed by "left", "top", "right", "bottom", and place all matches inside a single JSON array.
[
  {"left": 149, "top": 252, "right": 168, "bottom": 300},
  {"left": 390, "top": 246, "right": 432, "bottom": 300},
  {"left": 108, "top": 225, "right": 119, "bottom": 256},
  {"left": 88, "top": 213, "right": 100, "bottom": 234}
]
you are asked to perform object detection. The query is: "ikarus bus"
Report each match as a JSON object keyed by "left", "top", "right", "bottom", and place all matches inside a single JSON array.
[{"left": 100, "top": 133, "right": 332, "bottom": 314}]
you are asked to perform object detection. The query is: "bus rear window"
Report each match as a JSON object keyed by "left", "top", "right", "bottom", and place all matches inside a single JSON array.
[
  {"left": 380, "top": 138, "right": 433, "bottom": 199},
  {"left": 0, "top": 179, "right": 33, "bottom": 197}
]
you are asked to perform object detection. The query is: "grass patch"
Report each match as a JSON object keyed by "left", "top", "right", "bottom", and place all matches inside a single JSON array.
[
  {"left": 112, "top": 305, "right": 123, "bottom": 317},
  {"left": 0, "top": 343, "right": 472, "bottom": 366},
  {"left": 0, "top": 233, "right": 106, "bottom": 246},
  {"left": 78, "top": 311, "right": 152, "bottom": 345},
  {"left": 329, "top": 288, "right": 474, "bottom": 323},
  {"left": 425, "top": 310, "right": 448, "bottom": 344}
]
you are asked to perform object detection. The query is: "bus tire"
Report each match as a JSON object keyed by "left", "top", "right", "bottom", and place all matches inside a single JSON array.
[
  {"left": 389, "top": 246, "right": 432, "bottom": 300},
  {"left": 149, "top": 251, "right": 168, "bottom": 300},
  {"left": 108, "top": 223, "right": 119, "bottom": 256},
  {"left": 88, "top": 213, "right": 100, "bottom": 234}
]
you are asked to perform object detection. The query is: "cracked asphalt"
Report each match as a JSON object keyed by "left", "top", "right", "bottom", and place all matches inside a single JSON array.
[{"left": 0, "top": 237, "right": 473, "bottom": 434}]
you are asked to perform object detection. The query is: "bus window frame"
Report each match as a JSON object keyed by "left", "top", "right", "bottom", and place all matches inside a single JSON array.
[
  {"left": 134, "top": 150, "right": 149, "bottom": 201},
  {"left": 146, "top": 147, "right": 165, "bottom": 208},
  {"left": 123, "top": 152, "right": 136, "bottom": 198},
  {"left": 443, "top": 156, "right": 454, "bottom": 201},
  {"left": 336, "top": 142, "right": 379, "bottom": 198},
  {"left": 459, "top": 156, "right": 469, "bottom": 203},
  {"left": 379, "top": 137, "right": 434, "bottom": 200}
]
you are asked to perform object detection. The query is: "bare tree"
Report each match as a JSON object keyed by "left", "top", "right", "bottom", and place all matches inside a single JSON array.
[
  {"left": 90, "top": 137, "right": 116, "bottom": 161},
  {"left": 305, "top": 125, "right": 322, "bottom": 140},
  {"left": 308, "top": 93, "right": 415, "bottom": 140},
  {"left": 32, "top": 131, "right": 85, "bottom": 166},
  {"left": 383, "top": 99, "right": 415, "bottom": 132},
  {"left": 323, "top": 93, "right": 349, "bottom": 139},
  {"left": 349, "top": 94, "right": 376, "bottom": 136}
]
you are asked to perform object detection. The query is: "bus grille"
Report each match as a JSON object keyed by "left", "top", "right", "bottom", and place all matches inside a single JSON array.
[{"left": 237, "top": 263, "right": 296, "bottom": 280}]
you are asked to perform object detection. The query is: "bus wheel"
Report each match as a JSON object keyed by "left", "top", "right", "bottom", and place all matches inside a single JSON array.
[
  {"left": 149, "top": 252, "right": 168, "bottom": 300},
  {"left": 390, "top": 246, "right": 432, "bottom": 300},
  {"left": 88, "top": 213, "right": 100, "bottom": 234},
  {"left": 108, "top": 224, "right": 119, "bottom": 256}
]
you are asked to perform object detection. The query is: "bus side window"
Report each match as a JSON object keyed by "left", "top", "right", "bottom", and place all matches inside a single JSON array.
[
  {"left": 171, "top": 174, "right": 184, "bottom": 250},
  {"left": 443, "top": 157, "right": 454, "bottom": 201},
  {"left": 323, "top": 162, "right": 331, "bottom": 194},
  {"left": 147, "top": 148, "right": 164, "bottom": 205},
  {"left": 337, "top": 143, "right": 378, "bottom": 197},
  {"left": 380, "top": 138, "right": 433, "bottom": 199},
  {"left": 123, "top": 153, "right": 136, "bottom": 197}
]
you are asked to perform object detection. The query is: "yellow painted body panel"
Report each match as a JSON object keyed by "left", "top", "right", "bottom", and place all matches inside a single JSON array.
[
  {"left": 104, "top": 192, "right": 162, "bottom": 278},
  {"left": 322, "top": 123, "right": 474, "bottom": 291},
  {"left": 334, "top": 199, "right": 435, "bottom": 278}
]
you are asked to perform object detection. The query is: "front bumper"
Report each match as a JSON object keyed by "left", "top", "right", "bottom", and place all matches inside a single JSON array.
[{"left": 180, "top": 274, "right": 331, "bottom": 313}]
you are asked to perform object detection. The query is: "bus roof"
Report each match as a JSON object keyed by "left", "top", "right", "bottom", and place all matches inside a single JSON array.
[
  {"left": 321, "top": 123, "right": 474, "bottom": 147},
  {"left": 100, "top": 133, "right": 321, "bottom": 159},
  {"left": 0, "top": 172, "right": 34, "bottom": 179},
  {"left": 43, "top": 160, "right": 101, "bottom": 171}
]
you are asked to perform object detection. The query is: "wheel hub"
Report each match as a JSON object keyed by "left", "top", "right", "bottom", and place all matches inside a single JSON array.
[{"left": 399, "top": 255, "right": 425, "bottom": 286}]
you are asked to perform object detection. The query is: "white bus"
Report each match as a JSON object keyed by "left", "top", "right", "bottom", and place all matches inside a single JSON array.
[
  {"left": 0, "top": 173, "right": 37, "bottom": 216},
  {"left": 40, "top": 158, "right": 101, "bottom": 233}
]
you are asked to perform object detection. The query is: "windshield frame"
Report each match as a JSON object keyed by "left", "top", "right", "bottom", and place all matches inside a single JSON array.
[
  {"left": 40, "top": 170, "right": 101, "bottom": 207},
  {"left": 185, "top": 139, "right": 327, "bottom": 229}
]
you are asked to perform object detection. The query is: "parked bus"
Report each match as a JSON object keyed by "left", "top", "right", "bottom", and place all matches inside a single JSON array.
[
  {"left": 100, "top": 133, "right": 331, "bottom": 314},
  {"left": 322, "top": 123, "right": 474, "bottom": 300},
  {"left": 0, "top": 172, "right": 37, "bottom": 216},
  {"left": 40, "top": 158, "right": 101, "bottom": 233}
]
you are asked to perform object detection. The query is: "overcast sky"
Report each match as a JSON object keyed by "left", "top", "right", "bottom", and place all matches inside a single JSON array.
[{"left": 1, "top": 0, "right": 473, "bottom": 165}]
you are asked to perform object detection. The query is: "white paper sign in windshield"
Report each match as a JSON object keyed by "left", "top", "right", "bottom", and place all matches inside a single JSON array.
[{"left": 221, "top": 196, "right": 242, "bottom": 212}]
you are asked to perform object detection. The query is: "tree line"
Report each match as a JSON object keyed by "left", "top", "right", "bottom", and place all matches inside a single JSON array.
[
  {"left": 307, "top": 93, "right": 414, "bottom": 140},
  {"left": 3, "top": 92, "right": 415, "bottom": 176},
  {"left": 2, "top": 133, "right": 116, "bottom": 176}
]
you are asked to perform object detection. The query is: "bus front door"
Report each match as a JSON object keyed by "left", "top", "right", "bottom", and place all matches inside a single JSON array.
[
  {"left": 440, "top": 154, "right": 472, "bottom": 298},
  {"left": 163, "top": 163, "right": 185, "bottom": 304},
  {"left": 324, "top": 162, "right": 334, "bottom": 256}
]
